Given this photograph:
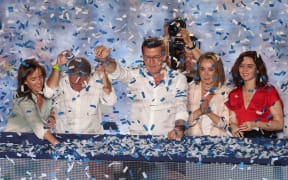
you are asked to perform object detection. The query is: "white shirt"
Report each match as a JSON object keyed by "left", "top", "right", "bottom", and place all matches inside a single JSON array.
[
  {"left": 43, "top": 72, "right": 117, "bottom": 134},
  {"left": 109, "top": 63, "right": 188, "bottom": 136}
]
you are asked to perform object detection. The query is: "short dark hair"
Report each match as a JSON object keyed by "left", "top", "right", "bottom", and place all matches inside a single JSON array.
[
  {"left": 141, "top": 37, "right": 165, "bottom": 54},
  {"left": 231, "top": 51, "right": 268, "bottom": 88},
  {"left": 67, "top": 57, "right": 91, "bottom": 76},
  {"left": 195, "top": 52, "right": 225, "bottom": 87},
  {"left": 17, "top": 59, "right": 46, "bottom": 102}
]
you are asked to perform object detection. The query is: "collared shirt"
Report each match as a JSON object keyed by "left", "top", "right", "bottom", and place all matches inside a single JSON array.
[
  {"left": 43, "top": 72, "right": 117, "bottom": 134},
  {"left": 186, "top": 82, "right": 230, "bottom": 136},
  {"left": 109, "top": 63, "right": 188, "bottom": 136},
  {"left": 5, "top": 94, "right": 51, "bottom": 139}
]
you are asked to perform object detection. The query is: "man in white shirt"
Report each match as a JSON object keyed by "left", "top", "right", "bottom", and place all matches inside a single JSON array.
[
  {"left": 43, "top": 51, "right": 117, "bottom": 134},
  {"left": 94, "top": 37, "right": 188, "bottom": 140}
]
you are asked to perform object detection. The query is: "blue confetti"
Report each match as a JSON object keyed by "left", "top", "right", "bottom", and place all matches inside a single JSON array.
[
  {"left": 274, "top": 71, "right": 286, "bottom": 76},
  {"left": 108, "top": 3, "right": 114, "bottom": 9},
  {"left": 143, "top": 124, "right": 148, "bottom": 131},
  {"left": 150, "top": 124, "right": 155, "bottom": 131},
  {"left": 129, "top": 79, "right": 136, "bottom": 84},
  {"left": 8, "top": 6, "right": 13, "bottom": 13},
  {"left": 129, "top": 170, "right": 134, "bottom": 178},
  {"left": 183, "top": 122, "right": 189, "bottom": 128},
  {"left": 131, "top": 153, "right": 139, "bottom": 158},
  {"left": 266, "top": 87, "right": 273, "bottom": 92},
  {"left": 267, "top": 114, "right": 272, "bottom": 119},
  {"left": 58, "top": 112, "right": 64, "bottom": 115},
  {"left": 90, "top": 105, "right": 96, "bottom": 108},
  {"left": 255, "top": 118, "right": 261, "bottom": 122},
  {"left": 240, "top": 162, "right": 244, "bottom": 169},
  {"left": 207, "top": 107, "right": 211, "bottom": 113},
  {"left": 148, "top": 41, "right": 155, "bottom": 45},
  {"left": 141, "top": 91, "right": 145, "bottom": 98}
]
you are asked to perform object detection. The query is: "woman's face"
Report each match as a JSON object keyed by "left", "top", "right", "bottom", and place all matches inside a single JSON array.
[
  {"left": 24, "top": 67, "right": 44, "bottom": 94},
  {"left": 239, "top": 56, "right": 257, "bottom": 82},
  {"left": 199, "top": 58, "right": 216, "bottom": 86}
]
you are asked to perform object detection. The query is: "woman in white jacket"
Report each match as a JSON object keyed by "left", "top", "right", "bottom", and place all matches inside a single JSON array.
[{"left": 185, "top": 52, "right": 230, "bottom": 136}]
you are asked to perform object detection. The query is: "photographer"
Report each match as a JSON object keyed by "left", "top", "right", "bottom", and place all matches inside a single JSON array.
[{"left": 164, "top": 17, "right": 202, "bottom": 83}]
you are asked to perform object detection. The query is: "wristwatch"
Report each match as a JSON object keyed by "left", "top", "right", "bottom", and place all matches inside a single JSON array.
[{"left": 185, "top": 40, "right": 196, "bottom": 50}]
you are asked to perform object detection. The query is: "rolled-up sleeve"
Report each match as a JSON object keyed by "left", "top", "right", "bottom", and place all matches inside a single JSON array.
[
  {"left": 174, "top": 74, "right": 189, "bottom": 121},
  {"left": 108, "top": 62, "right": 133, "bottom": 85},
  {"left": 100, "top": 87, "right": 117, "bottom": 106},
  {"left": 217, "top": 87, "right": 231, "bottom": 129},
  {"left": 43, "top": 82, "right": 56, "bottom": 99}
]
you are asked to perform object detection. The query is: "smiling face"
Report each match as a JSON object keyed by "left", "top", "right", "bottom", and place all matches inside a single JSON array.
[
  {"left": 199, "top": 58, "right": 216, "bottom": 86},
  {"left": 143, "top": 46, "right": 165, "bottom": 76},
  {"left": 24, "top": 67, "right": 44, "bottom": 95},
  {"left": 239, "top": 56, "right": 257, "bottom": 83}
]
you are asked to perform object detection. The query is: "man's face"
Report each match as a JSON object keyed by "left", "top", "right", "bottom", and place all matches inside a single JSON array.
[
  {"left": 143, "top": 46, "right": 166, "bottom": 76},
  {"left": 185, "top": 53, "right": 197, "bottom": 73},
  {"left": 69, "top": 75, "right": 89, "bottom": 92}
]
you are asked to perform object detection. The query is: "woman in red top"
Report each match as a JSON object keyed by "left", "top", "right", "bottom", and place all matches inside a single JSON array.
[{"left": 226, "top": 51, "right": 284, "bottom": 138}]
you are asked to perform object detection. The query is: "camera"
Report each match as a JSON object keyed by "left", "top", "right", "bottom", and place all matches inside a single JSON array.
[{"left": 168, "top": 17, "right": 186, "bottom": 36}]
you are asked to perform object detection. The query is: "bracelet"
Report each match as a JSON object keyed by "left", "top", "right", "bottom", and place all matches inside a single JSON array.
[
  {"left": 185, "top": 42, "right": 196, "bottom": 50},
  {"left": 52, "top": 65, "right": 62, "bottom": 71}
]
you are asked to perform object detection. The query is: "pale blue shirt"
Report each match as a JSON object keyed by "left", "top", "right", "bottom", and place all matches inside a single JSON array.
[{"left": 5, "top": 94, "right": 52, "bottom": 139}]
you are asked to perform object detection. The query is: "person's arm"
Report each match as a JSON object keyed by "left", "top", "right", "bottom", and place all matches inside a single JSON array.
[
  {"left": 168, "top": 74, "right": 189, "bottom": 140},
  {"left": 95, "top": 64, "right": 112, "bottom": 94},
  {"left": 206, "top": 111, "right": 221, "bottom": 124},
  {"left": 95, "top": 65, "right": 118, "bottom": 106},
  {"left": 229, "top": 110, "right": 243, "bottom": 137},
  {"left": 239, "top": 100, "right": 284, "bottom": 131},
  {"left": 44, "top": 131, "right": 60, "bottom": 145},
  {"left": 179, "top": 28, "right": 202, "bottom": 60},
  {"left": 168, "top": 119, "right": 186, "bottom": 140},
  {"left": 47, "top": 50, "right": 70, "bottom": 88},
  {"left": 20, "top": 100, "right": 59, "bottom": 144},
  {"left": 163, "top": 20, "right": 170, "bottom": 56}
]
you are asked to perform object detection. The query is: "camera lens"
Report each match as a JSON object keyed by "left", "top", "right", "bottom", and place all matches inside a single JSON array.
[{"left": 168, "top": 18, "right": 186, "bottom": 36}]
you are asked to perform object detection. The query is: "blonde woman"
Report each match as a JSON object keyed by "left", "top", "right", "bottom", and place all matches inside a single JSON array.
[{"left": 186, "top": 52, "right": 230, "bottom": 136}]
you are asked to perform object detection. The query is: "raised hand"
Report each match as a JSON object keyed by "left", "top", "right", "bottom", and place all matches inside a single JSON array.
[
  {"left": 56, "top": 50, "right": 72, "bottom": 66},
  {"left": 179, "top": 28, "right": 193, "bottom": 47},
  {"left": 94, "top": 46, "right": 112, "bottom": 62}
]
